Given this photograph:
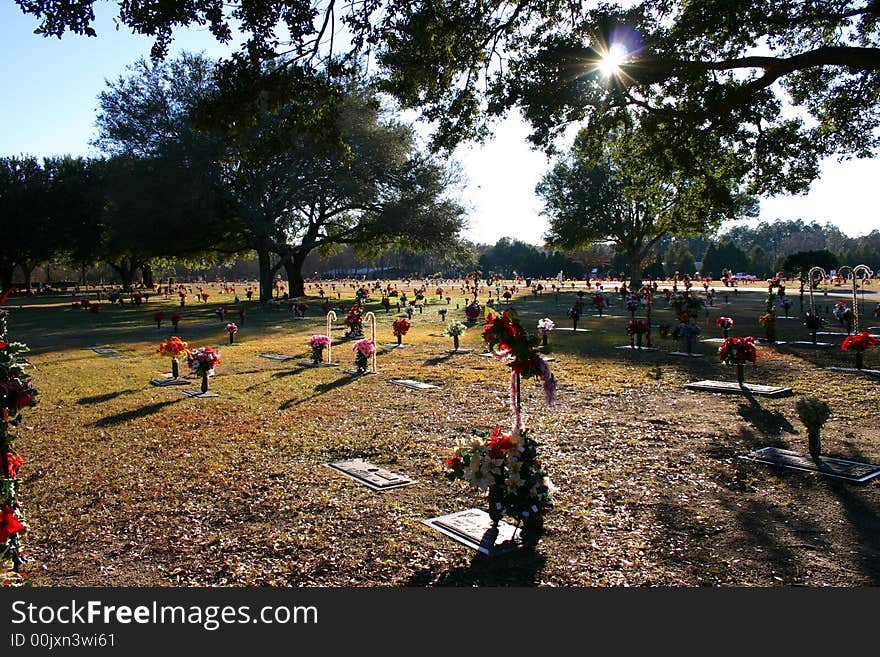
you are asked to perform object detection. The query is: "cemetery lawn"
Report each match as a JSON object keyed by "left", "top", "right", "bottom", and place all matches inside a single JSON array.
[{"left": 6, "top": 282, "right": 880, "bottom": 586}]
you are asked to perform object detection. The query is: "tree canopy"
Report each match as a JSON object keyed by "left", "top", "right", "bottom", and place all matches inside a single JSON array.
[{"left": 539, "top": 119, "right": 755, "bottom": 287}]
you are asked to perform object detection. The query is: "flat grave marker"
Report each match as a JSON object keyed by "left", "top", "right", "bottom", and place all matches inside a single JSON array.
[
  {"left": 179, "top": 389, "right": 221, "bottom": 398},
  {"left": 700, "top": 338, "right": 725, "bottom": 344},
  {"left": 825, "top": 366, "right": 880, "bottom": 376},
  {"left": 788, "top": 341, "right": 833, "bottom": 348},
  {"left": 327, "top": 459, "right": 414, "bottom": 491},
  {"left": 297, "top": 361, "right": 336, "bottom": 368},
  {"left": 259, "top": 353, "right": 296, "bottom": 362},
  {"left": 740, "top": 446, "right": 880, "bottom": 483},
  {"left": 424, "top": 508, "right": 523, "bottom": 556},
  {"left": 615, "top": 345, "right": 659, "bottom": 352},
  {"left": 669, "top": 351, "right": 704, "bottom": 358},
  {"left": 90, "top": 347, "right": 119, "bottom": 355},
  {"left": 150, "top": 376, "right": 190, "bottom": 387},
  {"left": 389, "top": 378, "right": 439, "bottom": 390},
  {"left": 382, "top": 343, "right": 413, "bottom": 349},
  {"left": 685, "top": 379, "right": 792, "bottom": 397}
]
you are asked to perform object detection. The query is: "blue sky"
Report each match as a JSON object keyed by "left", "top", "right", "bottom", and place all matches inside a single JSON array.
[{"left": 2, "top": 3, "right": 878, "bottom": 245}]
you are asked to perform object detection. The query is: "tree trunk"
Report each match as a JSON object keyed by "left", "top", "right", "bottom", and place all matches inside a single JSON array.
[
  {"left": 0, "top": 262, "right": 15, "bottom": 293},
  {"left": 109, "top": 259, "right": 137, "bottom": 291},
  {"left": 19, "top": 261, "right": 35, "bottom": 296},
  {"left": 257, "top": 245, "right": 273, "bottom": 303},
  {"left": 141, "top": 262, "right": 154, "bottom": 288},
  {"left": 283, "top": 251, "right": 308, "bottom": 297},
  {"left": 626, "top": 247, "right": 645, "bottom": 291}
]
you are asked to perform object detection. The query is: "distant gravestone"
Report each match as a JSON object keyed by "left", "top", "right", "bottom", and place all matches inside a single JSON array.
[
  {"left": 787, "top": 341, "right": 833, "bottom": 348},
  {"left": 91, "top": 347, "right": 119, "bottom": 355},
  {"left": 825, "top": 366, "right": 880, "bottom": 377},
  {"left": 424, "top": 509, "right": 523, "bottom": 556},
  {"left": 327, "top": 459, "right": 414, "bottom": 491},
  {"left": 740, "top": 447, "right": 880, "bottom": 483}
]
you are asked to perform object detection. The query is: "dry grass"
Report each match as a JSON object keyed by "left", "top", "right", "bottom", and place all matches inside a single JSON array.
[{"left": 4, "top": 280, "right": 879, "bottom": 586}]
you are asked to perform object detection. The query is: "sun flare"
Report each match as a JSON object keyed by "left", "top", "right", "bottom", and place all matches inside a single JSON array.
[{"left": 597, "top": 43, "right": 627, "bottom": 77}]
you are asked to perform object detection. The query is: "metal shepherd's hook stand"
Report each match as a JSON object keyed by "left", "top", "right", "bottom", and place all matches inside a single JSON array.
[
  {"left": 852, "top": 264, "right": 874, "bottom": 333},
  {"left": 364, "top": 311, "right": 377, "bottom": 373},
  {"left": 807, "top": 266, "right": 827, "bottom": 321},
  {"left": 326, "top": 310, "right": 336, "bottom": 364}
]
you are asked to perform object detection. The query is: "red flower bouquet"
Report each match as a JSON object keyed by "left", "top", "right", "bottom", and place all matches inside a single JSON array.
[
  {"left": 841, "top": 331, "right": 877, "bottom": 369},
  {"left": 392, "top": 317, "right": 411, "bottom": 345},
  {"left": 719, "top": 336, "right": 757, "bottom": 384}
]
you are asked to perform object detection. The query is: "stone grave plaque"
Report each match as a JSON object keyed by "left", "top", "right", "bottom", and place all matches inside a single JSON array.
[
  {"left": 447, "top": 348, "right": 472, "bottom": 354},
  {"left": 327, "top": 459, "right": 414, "bottom": 491},
  {"left": 540, "top": 355, "right": 558, "bottom": 361},
  {"left": 297, "top": 361, "right": 336, "bottom": 368},
  {"left": 740, "top": 447, "right": 880, "bottom": 483},
  {"left": 179, "top": 389, "right": 221, "bottom": 398},
  {"left": 815, "top": 331, "right": 846, "bottom": 338},
  {"left": 868, "top": 326, "right": 880, "bottom": 332},
  {"left": 150, "top": 377, "right": 190, "bottom": 387},
  {"left": 389, "top": 378, "right": 439, "bottom": 390},
  {"left": 382, "top": 343, "right": 413, "bottom": 349},
  {"left": 259, "top": 353, "right": 296, "bottom": 361},
  {"left": 615, "top": 345, "right": 659, "bottom": 352},
  {"left": 343, "top": 369, "right": 376, "bottom": 376},
  {"left": 669, "top": 351, "right": 704, "bottom": 358},
  {"left": 554, "top": 328, "right": 591, "bottom": 332},
  {"left": 91, "top": 347, "right": 119, "bottom": 355},
  {"left": 787, "top": 341, "right": 833, "bottom": 348},
  {"left": 685, "top": 379, "right": 792, "bottom": 397},
  {"left": 701, "top": 338, "right": 725, "bottom": 344},
  {"left": 424, "top": 509, "right": 522, "bottom": 556},
  {"left": 825, "top": 367, "right": 880, "bottom": 376}
]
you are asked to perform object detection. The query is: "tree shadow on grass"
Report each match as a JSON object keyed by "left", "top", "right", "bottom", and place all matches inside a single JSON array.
[
  {"left": 422, "top": 353, "right": 455, "bottom": 367},
  {"left": 405, "top": 548, "right": 547, "bottom": 586},
  {"left": 93, "top": 399, "right": 182, "bottom": 427},
  {"left": 77, "top": 389, "right": 139, "bottom": 405},
  {"left": 278, "top": 374, "right": 359, "bottom": 410}
]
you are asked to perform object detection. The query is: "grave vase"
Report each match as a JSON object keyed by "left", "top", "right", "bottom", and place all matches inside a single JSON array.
[
  {"left": 856, "top": 351, "right": 864, "bottom": 370},
  {"left": 520, "top": 513, "right": 544, "bottom": 545},
  {"left": 487, "top": 484, "right": 504, "bottom": 527},
  {"left": 808, "top": 430, "right": 821, "bottom": 457},
  {"left": 453, "top": 335, "right": 460, "bottom": 351},
  {"left": 735, "top": 363, "right": 744, "bottom": 385},
  {"left": 229, "top": 332, "right": 235, "bottom": 345},
  {"left": 636, "top": 333, "right": 643, "bottom": 350},
  {"left": 541, "top": 333, "right": 548, "bottom": 348},
  {"left": 397, "top": 334, "right": 402, "bottom": 345},
  {"left": 685, "top": 336, "right": 694, "bottom": 355},
  {"left": 200, "top": 371, "right": 209, "bottom": 394},
  {"left": 311, "top": 347, "right": 324, "bottom": 365},
  {"left": 171, "top": 358, "right": 179, "bottom": 379}
]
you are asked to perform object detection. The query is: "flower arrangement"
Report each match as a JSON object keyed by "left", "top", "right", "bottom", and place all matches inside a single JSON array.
[
  {"left": 153, "top": 310, "right": 165, "bottom": 328},
  {"left": 718, "top": 335, "right": 757, "bottom": 383},
  {"left": 157, "top": 336, "right": 189, "bottom": 378},
  {"left": 392, "top": 317, "right": 411, "bottom": 345},
  {"left": 592, "top": 292, "right": 605, "bottom": 315},
  {"left": 482, "top": 307, "right": 557, "bottom": 415},
  {"left": 673, "top": 321, "right": 701, "bottom": 353},
  {"left": 344, "top": 303, "right": 365, "bottom": 337},
  {"left": 716, "top": 316, "right": 734, "bottom": 338},
  {"left": 658, "top": 323, "right": 671, "bottom": 338},
  {"left": 200, "top": 292, "right": 209, "bottom": 303},
  {"left": 352, "top": 338, "right": 376, "bottom": 373},
  {"left": 0, "top": 311, "right": 38, "bottom": 579},
  {"left": 833, "top": 301, "right": 854, "bottom": 332},
  {"left": 444, "top": 319, "right": 468, "bottom": 350},
  {"left": 718, "top": 336, "right": 757, "bottom": 365},
  {"left": 171, "top": 313, "right": 181, "bottom": 330},
  {"left": 759, "top": 307, "right": 778, "bottom": 343},
  {"left": 215, "top": 307, "right": 226, "bottom": 321},
  {"left": 626, "top": 319, "right": 650, "bottom": 349},
  {"left": 464, "top": 300, "right": 483, "bottom": 323},
  {"left": 841, "top": 331, "right": 877, "bottom": 370},
  {"left": 225, "top": 322, "right": 238, "bottom": 344},
  {"left": 186, "top": 346, "right": 220, "bottom": 376},
  {"left": 178, "top": 291, "right": 187, "bottom": 306},
  {"left": 568, "top": 300, "right": 584, "bottom": 329},
  {"left": 381, "top": 297, "right": 391, "bottom": 313},
  {"left": 777, "top": 297, "right": 793, "bottom": 317},
  {"left": 536, "top": 318, "right": 555, "bottom": 348},
  {"left": 445, "top": 425, "right": 554, "bottom": 531},
  {"left": 796, "top": 397, "right": 832, "bottom": 456},
  {"left": 625, "top": 294, "right": 640, "bottom": 317},
  {"left": 307, "top": 334, "right": 331, "bottom": 364}
]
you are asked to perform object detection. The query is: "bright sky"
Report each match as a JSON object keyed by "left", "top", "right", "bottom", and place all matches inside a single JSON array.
[{"left": 2, "top": 4, "right": 878, "bottom": 247}]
